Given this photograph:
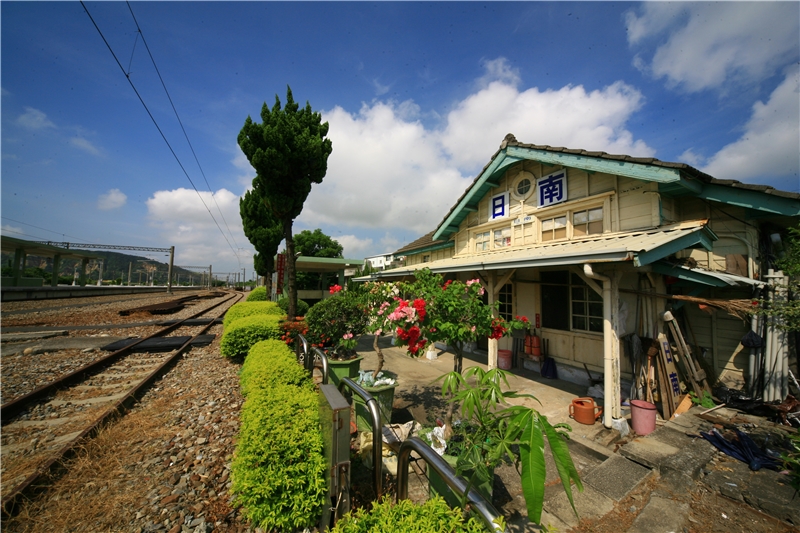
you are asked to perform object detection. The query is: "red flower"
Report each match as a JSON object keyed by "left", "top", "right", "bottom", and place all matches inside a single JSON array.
[
  {"left": 443, "top": 279, "right": 453, "bottom": 289},
  {"left": 329, "top": 284, "right": 343, "bottom": 294},
  {"left": 412, "top": 299, "right": 427, "bottom": 321}
]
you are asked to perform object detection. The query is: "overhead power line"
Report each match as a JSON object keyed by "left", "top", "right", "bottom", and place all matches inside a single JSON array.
[
  {"left": 1, "top": 216, "right": 93, "bottom": 243},
  {"left": 80, "top": 1, "right": 240, "bottom": 265},
  {"left": 125, "top": 1, "right": 241, "bottom": 253}
]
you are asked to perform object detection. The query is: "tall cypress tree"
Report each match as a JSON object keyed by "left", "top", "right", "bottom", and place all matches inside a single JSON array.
[
  {"left": 238, "top": 87, "right": 333, "bottom": 317},
  {"left": 239, "top": 189, "right": 283, "bottom": 294}
]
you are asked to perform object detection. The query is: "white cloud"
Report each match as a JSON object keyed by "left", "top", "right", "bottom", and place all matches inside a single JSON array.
[
  {"left": 303, "top": 101, "right": 469, "bottom": 235},
  {"left": 626, "top": 3, "right": 799, "bottom": 92},
  {"left": 700, "top": 67, "right": 800, "bottom": 188},
  {"left": 335, "top": 234, "right": 374, "bottom": 257},
  {"left": 145, "top": 187, "right": 254, "bottom": 268},
  {"left": 441, "top": 79, "right": 653, "bottom": 169},
  {"left": 300, "top": 58, "right": 655, "bottom": 243},
  {"left": 97, "top": 188, "right": 127, "bottom": 210},
  {"left": 70, "top": 137, "right": 101, "bottom": 156},
  {"left": 476, "top": 57, "right": 521, "bottom": 89},
  {"left": 16, "top": 107, "right": 56, "bottom": 130}
]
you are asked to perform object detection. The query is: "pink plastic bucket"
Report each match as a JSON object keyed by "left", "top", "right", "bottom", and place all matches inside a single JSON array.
[
  {"left": 630, "top": 400, "right": 657, "bottom": 435},
  {"left": 498, "top": 349, "right": 512, "bottom": 370}
]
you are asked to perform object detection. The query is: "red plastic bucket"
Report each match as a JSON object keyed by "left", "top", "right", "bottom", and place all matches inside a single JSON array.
[
  {"left": 630, "top": 399, "right": 657, "bottom": 435},
  {"left": 498, "top": 349, "right": 512, "bottom": 370}
]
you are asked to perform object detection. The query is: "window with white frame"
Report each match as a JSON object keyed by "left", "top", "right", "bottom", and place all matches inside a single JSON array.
[
  {"left": 493, "top": 227, "right": 511, "bottom": 248},
  {"left": 541, "top": 215, "right": 567, "bottom": 241},
  {"left": 497, "top": 283, "right": 513, "bottom": 321},
  {"left": 475, "top": 231, "right": 490, "bottom": 251},
  {"left": 572, "top": 207, "right": 603, "bottom": 237}
]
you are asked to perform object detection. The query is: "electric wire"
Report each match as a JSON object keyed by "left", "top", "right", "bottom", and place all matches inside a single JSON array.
[
  {"left": 125, "top": 2, "right": 242, "bottom": 257},
  {"left": 0, "top": 217, "right": 94, "bottom": 243},
  {"left": 79, "top": 1, "right": 240, "bottom": 264}
]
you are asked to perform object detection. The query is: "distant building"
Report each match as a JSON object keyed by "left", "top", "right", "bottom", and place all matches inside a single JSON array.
[{"left": 364, "top": 253, "right": 404, "bottom": 271}]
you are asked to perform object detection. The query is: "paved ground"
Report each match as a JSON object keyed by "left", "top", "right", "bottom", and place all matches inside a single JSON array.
[{"left": 353, "top": 335, "right": 799, "bottom": 532}]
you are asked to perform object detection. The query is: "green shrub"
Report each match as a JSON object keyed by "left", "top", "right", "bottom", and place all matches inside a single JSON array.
[
  {"left": 239, "top": 340, "right": 310, "bottom": 397},
  {"left": 305, "top": 291, "right": 368, "bottom": 355},
  {"left": 331, "top": 496, "right": 490, "bottom": 533},
  {"left": 246, "top": 286, "right": 268, "bottom": 301},
  {"left": 223, "top": 301, "right": 284, "bottom": 329},
  {"left": 278, "top": 296, "right": 310, "bottom": 317},
  {"left": 220, "top": 314, "right": 283, "bottom": 358},
  {"left": 231, "top": 384, "right": 327, "bottom": 531}
]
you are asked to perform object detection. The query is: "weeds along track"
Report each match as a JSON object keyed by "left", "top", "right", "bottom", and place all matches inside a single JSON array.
[{"left": 0, "top": 290, "right": 243, "bottom": 516}]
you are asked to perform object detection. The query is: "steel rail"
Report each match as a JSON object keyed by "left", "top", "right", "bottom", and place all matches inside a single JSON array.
[
  {"left": 1, "top": 291, "right": 238, "bottom": 423},
  {"left": 0, "top": 291, "right": 243, "bottom": 517}
]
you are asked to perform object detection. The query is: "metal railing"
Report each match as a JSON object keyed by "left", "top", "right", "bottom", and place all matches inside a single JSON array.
[
  {"left": 338, "top": 377, "right": 383, "bottom": 500},
  {"left": 296, "top": 334, "right": 328, "bottom": 383},
  {"left": 396, "top": 437, "right": 506, "bottom": 533}
]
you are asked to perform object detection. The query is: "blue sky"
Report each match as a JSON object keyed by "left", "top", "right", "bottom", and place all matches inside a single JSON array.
[{"left": 2, "top": 2, "right": 798, "bottom": 276}]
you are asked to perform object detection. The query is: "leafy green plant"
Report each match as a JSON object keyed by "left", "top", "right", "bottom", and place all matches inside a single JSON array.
[
  {"left": 231, "top": 384, "right": 327, "bottom": 530},
  {"left": 239, "top": 340, "right": 310, "bottom": 396},
  {"left": 689, "top": 390, "right": 715, "bottom": 409},
  {"left": 246, "top": 286, "right": 268, "bottom": 301},
  {"left": 278, "top": 296, "right": 309, "bottom": 317},
  {"left": 437, "top": 367, "right": 582, "bottom": 525},
  {"left": 220, "top": 314, "right": 283, "bottom": 358},
  {"left": 331, "top": 496, "right": 490, "bottom": 533},
  {"left": 223, "top": 301, "right": 284, "bottom": 329},
  {"left": 781, "top": 430, "right": 800, "bottom": 492},
  {"left": 305, "top": 290, "right": 368, "bottom": 358}
]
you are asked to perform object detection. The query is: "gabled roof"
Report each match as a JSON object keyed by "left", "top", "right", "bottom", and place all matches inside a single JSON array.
[
  {"left": 393, "top": 230, "right": 453, "bottom": 256},
  {"left": 432, "top": 134, "right": 800, "bottom": 243}
]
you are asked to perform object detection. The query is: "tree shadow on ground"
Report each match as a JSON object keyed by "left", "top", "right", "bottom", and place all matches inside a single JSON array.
[{"left": 395, "top": 384, "right": 449, "bottom": 426}]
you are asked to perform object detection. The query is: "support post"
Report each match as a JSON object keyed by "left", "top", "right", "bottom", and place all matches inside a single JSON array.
[
  {"left": 79, "top": 258, "right": 89, "bottom": 287},
  {"left": 51, "top": 254, "right": 61, "bottom": 287},
  {"left": 167, "top": 246, "right": 174, "bottom": 294},
  {"left": 96, "top": 260, "right": 104, "bottom": 286},
  {"left": 208, "top": 265, "right": 212, "bottom": 289}
]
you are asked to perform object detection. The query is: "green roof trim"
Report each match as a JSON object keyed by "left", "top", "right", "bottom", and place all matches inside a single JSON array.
[
  {"left": 432, "top": 152, "right": 524, "bottom": 241},
  {"left": 650, "top": 262, "right": 730, "bottom": 288},
  {"left": 634, "top": 226, "right": 717, "bottom": 267},
  {"left": 505, "top": 146, "right": 684, "bottom": 183},
  {"left": 695, "top": 182, "right": 800, "bottom": 216},
  {"left": 402, "top": 240, "right": 455, "bottom": 256}
]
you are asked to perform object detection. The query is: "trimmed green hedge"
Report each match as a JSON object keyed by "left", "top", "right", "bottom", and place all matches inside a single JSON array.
[
  {"left": 331, "top": 496, "right": 490, "bottom": 533},
  {"left": 246, "top": 286, "right": 268, "bottom": 301},
  {"left": 223, "top": 301, "right": 284, "bottom": 329},
  {"left": 239, "top": 340, "right": 309, "bottom": 397},
  {"left": 231, "top": 341, "right": 327, "bottom": 531},
  {"left": 220, "top": 314, "right": 283, "bottom": 358}
]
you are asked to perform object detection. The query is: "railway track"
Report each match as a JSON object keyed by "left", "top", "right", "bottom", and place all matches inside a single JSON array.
[{"left": 0, "top": 290, "right": 244, "bottom": 517}]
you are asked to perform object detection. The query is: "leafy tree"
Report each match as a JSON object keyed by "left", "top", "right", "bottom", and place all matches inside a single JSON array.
[
  {"left": 238, "top": 87, "right": 333, "bottom": 318},
  {"left": 240, "top": 189, "right": 283, "bottom": 295},
  {"left": 294, "top": 228, "right": 343, "bottom": 290},
  {"left": 294, "top": 228, "right": 343, "bottom": 258}
]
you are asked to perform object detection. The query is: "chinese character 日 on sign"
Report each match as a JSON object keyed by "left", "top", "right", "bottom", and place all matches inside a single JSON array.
[
  {"left": 490, "top": 192, "right": 509, "bottom": 220},
  {"left": 537, "top": 170, "right": 566, "bottom": 207}
]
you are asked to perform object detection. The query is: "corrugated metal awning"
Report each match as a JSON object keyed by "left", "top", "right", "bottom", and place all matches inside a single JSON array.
[{"left": 357, "top": 220, "right": 717, "bottom": 281}]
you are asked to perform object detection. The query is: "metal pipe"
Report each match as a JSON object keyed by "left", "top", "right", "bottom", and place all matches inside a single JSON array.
[
  {"left": 313, "top": 347, "right": 329, "bottom": 385},
  {"left": 338, "top": 377, "right": 382, "bottom": 499},
  {"left": 396, "top": 437, "right": 506, "bottom": 533}
]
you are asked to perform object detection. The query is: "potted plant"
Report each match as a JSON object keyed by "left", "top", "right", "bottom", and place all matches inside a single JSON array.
[
  {"left": 425, "top": 366, "right": 582, "bottom": 524},
  {"left": 304, "top": 284, "right": 368, "bottom": 386},
  {"left": 377, "top": 268, "right": 580, "bottom": 525},
  {"left": 347, "top": 281, "right": 402, "bottom": 431}
]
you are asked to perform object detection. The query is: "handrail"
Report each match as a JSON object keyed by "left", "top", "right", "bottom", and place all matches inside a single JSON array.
[
  {"left": 296, "top": 333, "right": 311, "bottom": 372},
  {"left": 338, "top": 377, "right": 383, "bottom": 499},
  {"left": 396, "top": 437, "right": 506, "bottom": 533},
  {"left": 313, "top": 347, "right": 330, "bottom": 385}
]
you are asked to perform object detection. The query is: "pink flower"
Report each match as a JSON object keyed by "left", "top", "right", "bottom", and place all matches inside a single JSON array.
[{"left": 342, "top": 332, "right": 353, "bottom": 339}]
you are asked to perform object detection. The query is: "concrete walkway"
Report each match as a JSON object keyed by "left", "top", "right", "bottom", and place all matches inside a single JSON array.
[{"left": 353, "top": 335, "right": 798, "bottom": 532}]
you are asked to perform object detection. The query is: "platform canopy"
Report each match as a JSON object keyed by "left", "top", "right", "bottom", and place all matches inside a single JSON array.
[{"left": 1, "top": 236, "right": 105, "bottom": 287}]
